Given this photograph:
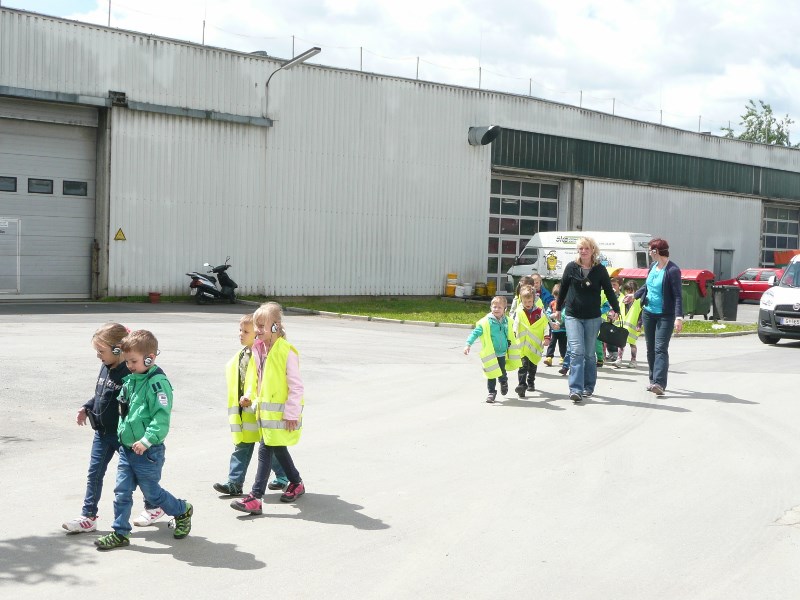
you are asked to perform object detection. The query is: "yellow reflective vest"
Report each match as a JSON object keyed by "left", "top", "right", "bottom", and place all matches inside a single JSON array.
[
  {"left": 620, "top": 298, "right": 643, "bottom": 344},
  {"left": 255, "top": 337, "right": 303, "bottom": 446},
  {"left": 477, "top": 315, "right": 521, "bottom": 378},
  {"left": 515, "top": 309, "right": 549, "bottom": 364},
  {"left": 225, "top": 349, "right": 260, "bottom": 444}
]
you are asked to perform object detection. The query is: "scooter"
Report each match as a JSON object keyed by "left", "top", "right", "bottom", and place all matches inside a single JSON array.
[{"left": 186, "top": 257, "right": 238, "bottom": 304}]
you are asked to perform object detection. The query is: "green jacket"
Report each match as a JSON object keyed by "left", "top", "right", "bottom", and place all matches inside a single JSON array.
[{"left": 117, "top": 366, "right": 173, "bottom": 448}]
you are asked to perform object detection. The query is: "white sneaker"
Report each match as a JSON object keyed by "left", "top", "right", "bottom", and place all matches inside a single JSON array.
[
  {"left": 133, "top": 507, "right": 165, "bottom": 527},
  {"left": 628, "top": 360, "right": 637, "bottom": 369},
  {"left": 62, "top": 515, "right": 97, "bottom": 533}
]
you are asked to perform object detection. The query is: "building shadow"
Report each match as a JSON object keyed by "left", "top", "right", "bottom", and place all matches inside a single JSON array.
[{"left": 235, "top": 493, "right": 389, "bottom": 530}]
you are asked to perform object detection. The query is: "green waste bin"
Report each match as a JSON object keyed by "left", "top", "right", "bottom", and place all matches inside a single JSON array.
[{"left": 681, "top": 269, "right": 714, "bottom": 320}]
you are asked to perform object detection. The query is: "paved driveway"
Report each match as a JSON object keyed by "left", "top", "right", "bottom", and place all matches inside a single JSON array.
[{"left": 0, "top": 302, "right": 798, "bottom": 599}]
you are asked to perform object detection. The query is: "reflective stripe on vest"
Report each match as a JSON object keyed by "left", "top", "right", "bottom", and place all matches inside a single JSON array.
[
  {"left": 515, "top": 312, "right": 549, "bottom": 364},
  {"left": 255, "top": 338, "right": 304, "bottom": 446},
  {"left": 225, "top": 350, "right": 260, "bottom": 444},
  {"left": 477, "top": 316, "right": 502, "bottom": 379},
  {"left": 621, "top": 299, "right": 643, "bottom": 345}
]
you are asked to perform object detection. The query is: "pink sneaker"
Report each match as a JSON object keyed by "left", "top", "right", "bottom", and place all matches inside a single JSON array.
[
  {"left": 231, "top": 493, "right": 262, "bottom": 515},
  {"left": 280, "top": 482, "right": 306, "bottom": 503}
]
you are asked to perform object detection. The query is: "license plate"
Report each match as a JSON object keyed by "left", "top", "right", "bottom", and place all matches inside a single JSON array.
[
  {"left": 190, "top": 288, "right": 197, "bottom": 295},
  {"left": 780, "top": 317, "right": 800, "bottom": 326}
]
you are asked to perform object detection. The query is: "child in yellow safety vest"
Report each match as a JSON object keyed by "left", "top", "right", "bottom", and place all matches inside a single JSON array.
[
  {"left": 231, "top": 302, "right": 306, "bottom": 515},
  {"left": 614, "top": 280, "right": 642, "bottom": 369},
  {"left": 213, "top": 313, "right": 288, "bottom": 497},
  {"left": 513, "top": 286, "right": 549, "bottom": 397},
  {"left": 464, "top": 295, "right": 522, "bottom": 404}
]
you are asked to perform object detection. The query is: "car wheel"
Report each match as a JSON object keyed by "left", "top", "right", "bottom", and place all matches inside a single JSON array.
[{"left": 758, "top": 331, "right": 780, "bottom": 345}]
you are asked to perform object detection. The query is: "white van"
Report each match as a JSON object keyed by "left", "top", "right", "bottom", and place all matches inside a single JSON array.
[
  {"left": 757, "top": 254, "right": 800, "bottom": 344},
  {"left": 507, "top": 231, "right": 652, "bottom": 285}
]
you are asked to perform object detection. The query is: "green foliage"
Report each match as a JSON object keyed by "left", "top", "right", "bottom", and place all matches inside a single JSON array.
[
  {"left": 721, "top": 99, "right": 799, "bottom": 147},
  {"left": 284, "top": 297, "right": 489, "bottom": 325}
]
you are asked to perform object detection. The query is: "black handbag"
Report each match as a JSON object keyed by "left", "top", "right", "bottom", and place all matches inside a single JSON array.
[{"left": 598, "top": 320, "right": 628, "bottom": 347}]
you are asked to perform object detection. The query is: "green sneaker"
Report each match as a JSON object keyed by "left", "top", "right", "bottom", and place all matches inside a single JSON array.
[
  {"left": 172, "top": 502, "right": 193, "bottom": 539},
  {"left": 94, "top": 532, "right": 130, "bottom": 551}
]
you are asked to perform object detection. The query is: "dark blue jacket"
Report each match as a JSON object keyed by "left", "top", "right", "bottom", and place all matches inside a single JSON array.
[
  {"left": 82, "top": 361, "right": 130, "bottom": 434},
  {"left": 634, "top": 260, "right": 683, "bottom": 318},
  {"left": 538, "top": 286, "right": 554, "bottom": 308}
]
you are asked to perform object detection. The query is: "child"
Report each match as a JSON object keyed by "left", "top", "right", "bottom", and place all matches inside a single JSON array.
[
  {"left": 513, "top": 286, "right": 548, "bottom": 397},
  {"left": 62, "top": 323, "right": 162, "bottom": 534},
  {"left": 464, "top": 295, "right": 521, "bottom": 403},
  {"left": 231, "top": 303, "right": 306, "bottom": 515},
  {"left": 543, "top": 284, "right": 570, "bottom": 374},
  {"left": 213, "top": 314, "right": 289, "bottom": 496},
  {"left": 531, "top": 273, "right": 554, "bottom": 308},
  {"left": 603, "top": 277, "right": 622, "bottom": 363},
  {"left": 615, "top": 280, "right": 642, "bottom": 368},
  {"left": 94, "top": 330, "right": 192, "bottom": 550},
  {"left": 509, "top": 276, "right": 535, "bottom": 320}
]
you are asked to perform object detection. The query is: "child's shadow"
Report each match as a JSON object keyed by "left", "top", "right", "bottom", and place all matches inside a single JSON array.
[
  {"left": 497, "top": 393, "right": 566, "bottom": 410},
  {"left": 237, "top": 493, "right": 390, "bottom": 530},
  {"left": 125, "top": 524, "right": 266, "bottom": 569}
]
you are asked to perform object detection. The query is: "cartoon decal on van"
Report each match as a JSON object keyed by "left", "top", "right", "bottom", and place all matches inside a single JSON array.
[
  {"left": 598, "top": 253, "right": 611, "bottom": 267},
  {"left": 545, "top": 251, "right": 559, "bottom": 275}
]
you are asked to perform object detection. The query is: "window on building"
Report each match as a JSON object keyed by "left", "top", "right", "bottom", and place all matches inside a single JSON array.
[
  {"left": 762, "top": 204, "right": 800, "bottom": 266},
  {"left": 63, "top": 180, "right": 88, "bottom": 196},
  {"left": 487, "top": 176, "right": 561, "bottom": 290},
  {"left": 28, "top": 179, "right": 53, "bottom": 194},
  {"left": 0, "top": 176, "right": 17, "bottom": 192}
]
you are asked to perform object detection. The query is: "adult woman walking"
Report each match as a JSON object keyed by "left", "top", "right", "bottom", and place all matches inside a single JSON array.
[
  {"left": 552, "top": 236, "right": 620, "bottom": 404},
  {"left": 627, "top": 238, "right": 683, "bottom": 396}
]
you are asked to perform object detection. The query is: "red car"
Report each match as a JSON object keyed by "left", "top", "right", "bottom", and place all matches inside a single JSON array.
[{"left": 716, "top": 267, "right": 784, "bottom": 302}]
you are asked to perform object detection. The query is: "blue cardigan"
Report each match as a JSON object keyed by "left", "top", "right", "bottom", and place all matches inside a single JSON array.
[{"left": 634, "top": 261, "right": 683, "bottom": 318}]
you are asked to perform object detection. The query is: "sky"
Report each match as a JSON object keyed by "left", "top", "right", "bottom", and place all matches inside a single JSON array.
[{"left": 5, "top": 0, "right": 800, "bottom": 139}]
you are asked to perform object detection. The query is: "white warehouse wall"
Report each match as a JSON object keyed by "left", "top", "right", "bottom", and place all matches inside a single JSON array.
[{"left": 582, "top": 180, "right": 762, "bottom": 275}]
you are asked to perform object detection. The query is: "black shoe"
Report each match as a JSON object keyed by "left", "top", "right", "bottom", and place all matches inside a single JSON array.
[
  {"left": 570, "top": 393, "right": 582, "bottom": 404},
  {"left": 515, "top": 384, "right": 526, "bottom": 398},
  {"left": 213, "top": 482, "right": 242, "bottom": 496},
  {"left": 527, "top": 383, "right": 535, "bottom": 392},
  {"left": 558, "top": 367, "right": 568, "bottom": 376},
  {"left": 486, "top": 392, "right": 497, "bottom": 404},
  {"left": 500, "top": 381, "right": 509, "bottom": 396},
  {"left": 582, "top": 390, "right": 593, "bottom": 398}
]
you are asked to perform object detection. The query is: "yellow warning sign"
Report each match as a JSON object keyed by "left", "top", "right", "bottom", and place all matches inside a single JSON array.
[{"left": 114, "top": 228, "right": 126, "bottom": 241}]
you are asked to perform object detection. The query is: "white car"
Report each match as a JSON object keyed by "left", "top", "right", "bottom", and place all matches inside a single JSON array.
[{"left": 758, "top": 254, "right": 800, "bottom": 345}]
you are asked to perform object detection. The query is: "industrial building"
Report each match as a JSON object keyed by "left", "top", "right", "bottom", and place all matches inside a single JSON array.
[{"left": 1, "top": 6, "right": 798, "bottom": 299}]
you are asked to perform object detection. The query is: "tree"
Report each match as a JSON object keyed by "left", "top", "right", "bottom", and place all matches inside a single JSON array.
[{"left": 721, "top": 99, "right": 799, "bottom": 147}]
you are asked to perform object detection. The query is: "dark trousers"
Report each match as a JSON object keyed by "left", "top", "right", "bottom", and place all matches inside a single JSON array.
[
  {"left": 487, "top": 356, "right": 508, "bottom": 393},
  {"left": 251, "top": 442, "right": 301, "bottom": 498},
  {"left": 518, "top": 357, "right": 537, "bottom": 385},
  {"left": 545, "top": 331, "right": 567, "bottom": 359}
]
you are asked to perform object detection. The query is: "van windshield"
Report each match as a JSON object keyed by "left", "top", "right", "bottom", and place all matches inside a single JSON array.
[
  {"left": 779, "top": 262, "right": 800, "bottom": 288},
  {"left": 516, "top": 247, "right": 538, "bottom": 266}
]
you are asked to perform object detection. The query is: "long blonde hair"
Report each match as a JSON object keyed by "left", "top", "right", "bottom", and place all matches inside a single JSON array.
[
  {"left": 253, "top": 302, "right": 286, "bottom": 338},
  {"left": 576, "top": 236, "right": 600, "bottom": 265}
]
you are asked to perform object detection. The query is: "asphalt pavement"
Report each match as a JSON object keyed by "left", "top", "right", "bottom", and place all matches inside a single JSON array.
[{"left": 1, "top": 300, "right": 799, "bottom": 599}]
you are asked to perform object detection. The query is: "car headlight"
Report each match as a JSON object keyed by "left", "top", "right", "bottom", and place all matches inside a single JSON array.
[{"left": 760, "top": 292, "right": 775, "bottom": 309}]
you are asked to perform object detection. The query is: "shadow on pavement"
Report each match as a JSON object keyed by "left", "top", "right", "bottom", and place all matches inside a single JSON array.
[
  {"left": 581, "top": 394, "right": 691, "bottom": 413},
  {"left": 235, "top": 493, "right": 390, "bottom": 530},
  {"left": 123, "top": 526, "right": 267, "bottom": 569},
  {"left": 497, "top": 395, "right": 567, "bottom": 410},
  {"left": 665, "top": 388, "right": 759, "bottom": 405},
  {"left": 0, "top": 534, "right": 98, "bottom": 585}
]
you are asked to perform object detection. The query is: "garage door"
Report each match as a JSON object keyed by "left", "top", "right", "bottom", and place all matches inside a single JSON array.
[{"left": 0, "top": 101, "right": 97, "bottom": 298}]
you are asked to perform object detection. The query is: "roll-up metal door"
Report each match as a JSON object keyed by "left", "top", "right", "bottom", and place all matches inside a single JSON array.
[{"left": 0, "top": 100, "right": 97, "bottom": 298}]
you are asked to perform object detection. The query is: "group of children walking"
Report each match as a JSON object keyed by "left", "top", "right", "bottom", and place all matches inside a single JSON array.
[
  {"left": 62, "top": 302, "right": 305, "bottom": 550},
  {"left": 465, "top": 274, "right": 642, "bottom": 402}
]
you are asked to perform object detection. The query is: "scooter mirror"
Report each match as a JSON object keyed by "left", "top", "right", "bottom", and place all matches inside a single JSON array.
[{"left": 203, "top": 263, "right": 211, "bottom": 267}]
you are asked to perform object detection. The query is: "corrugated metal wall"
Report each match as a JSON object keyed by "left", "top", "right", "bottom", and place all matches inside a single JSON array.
[{"left": 582, "top": 180, "right": 762, "bottom": 275}]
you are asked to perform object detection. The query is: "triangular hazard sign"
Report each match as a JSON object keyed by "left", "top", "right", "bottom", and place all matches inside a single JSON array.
[{"left": 114, "top": 228, "right": 126, "bottom": 241}]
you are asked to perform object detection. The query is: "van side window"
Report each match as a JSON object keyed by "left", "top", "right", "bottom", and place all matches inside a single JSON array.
[{"left": 636, "top": 252, "right": 648, "bottom": 268}]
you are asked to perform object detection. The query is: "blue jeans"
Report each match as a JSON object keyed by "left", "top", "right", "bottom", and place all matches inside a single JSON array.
[
  {"left": 251, "top": 443, "right": 301, "bottom": 498},
  {"left": 564, "top": 315, "right": 602, "bottom": 395},
  {"left": 112, "top": 444, "right": 187, "bottom": 536},
  {"left": 487, "top": 356, "right": 508, "bottom": 393},
  {"left": 82, "top": 430, "right": 155, "bottom": 517},
  {"left": 228, "top": 442, "right": 287, "bottom": 486},
  {"left": 642, "top": 310, "right": 674, "bottom": 389}
]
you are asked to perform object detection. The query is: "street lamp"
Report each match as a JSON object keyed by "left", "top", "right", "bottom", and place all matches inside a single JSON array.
[{"left": 265, "top": 46, "right": 321, "bottom": 120}]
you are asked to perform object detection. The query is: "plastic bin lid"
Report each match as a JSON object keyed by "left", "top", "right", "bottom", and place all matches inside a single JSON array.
[
  {"left": 616, "top": 268, "right": 650, "bottom": 279},
  {"left": 681, "top": 269, "right": 714, "bottom": 295}
]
